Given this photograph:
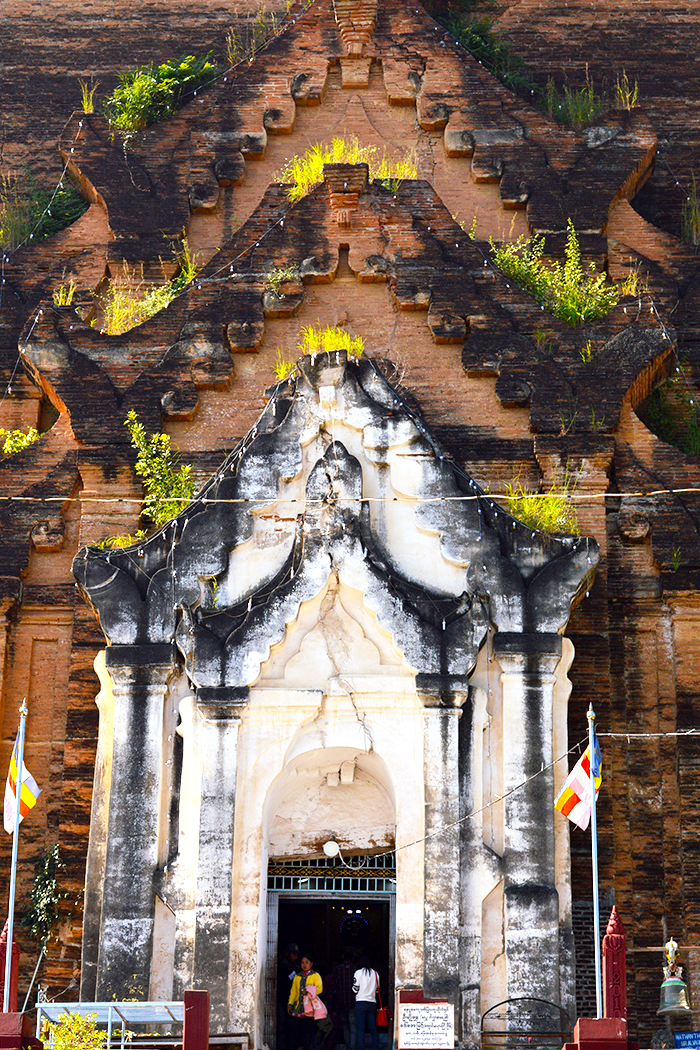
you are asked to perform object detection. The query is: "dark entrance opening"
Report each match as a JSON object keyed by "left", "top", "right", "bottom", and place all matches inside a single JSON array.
[
  {"left": 279, "top": 897, "right": 391, "bottom": 985},
  {"left": 271, "top": 897, "right": 393, "bottom": 1050}
]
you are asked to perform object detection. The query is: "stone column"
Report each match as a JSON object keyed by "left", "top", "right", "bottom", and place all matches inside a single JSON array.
[
  {"left": 419, "top": 677, "right": 466, "bottom": 1011},
  {"left": 192, "top": 687, "right": 247, "bottom": 1032},
  {"left": 170, "top": 695, "right": 203, "bottom": 997},
  {"left": 493, "top": 633, "right": 562, "bottom": 1014},
  {"left": 95, "top": 644, "right": 173, "bottom": 1001}
]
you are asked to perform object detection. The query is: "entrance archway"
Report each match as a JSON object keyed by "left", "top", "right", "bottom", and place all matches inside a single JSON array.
[{"left": 262, "top": 748, "right": 397, "bottom": 1048}]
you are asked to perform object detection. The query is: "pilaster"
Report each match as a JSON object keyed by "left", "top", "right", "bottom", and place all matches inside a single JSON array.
[
  {"left": 419, "top": 676, "right": 467, "bottom": 1018},
  {"left": 95, "top": 645, "right": 173, "bottom": 1000},
  {"left": 493, "top": 633, "right": 562, "bottom": 1015},
  {"left": 192, "top": 686, "right": 248, "bottom": 1033}
]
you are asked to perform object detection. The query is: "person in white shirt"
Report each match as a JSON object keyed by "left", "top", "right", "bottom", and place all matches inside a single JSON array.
[{"left": 352, "top": 955, "right": 379, "bottom": 1050}]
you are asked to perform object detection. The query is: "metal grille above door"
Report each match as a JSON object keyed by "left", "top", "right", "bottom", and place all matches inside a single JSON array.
[{"left": 267, "top": 853, "right": 396, "bottom": 892}]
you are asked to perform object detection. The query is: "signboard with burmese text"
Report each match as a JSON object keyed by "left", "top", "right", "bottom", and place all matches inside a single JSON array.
[{"left": 398, "top": 1003, "right": 454, "bottom": 1049}]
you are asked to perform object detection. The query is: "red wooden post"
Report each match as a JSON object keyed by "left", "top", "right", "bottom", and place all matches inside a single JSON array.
[
  {"left": 0, "top": 1012, "right": 44, "bottom": 1049},
  {"left": 0, "top": 921, "right": 20, "bottom": 1013},
  {"left": 184, "top": 990, "right": 209, "bottom": 1050},
  {"left": 603, "top": 906, "right": 627, "bottom": 1019}
]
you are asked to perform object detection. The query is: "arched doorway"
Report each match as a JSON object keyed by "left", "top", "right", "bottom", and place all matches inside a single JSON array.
[{"left": 262, "top": 747, "right": 397, "bottom": 1048}]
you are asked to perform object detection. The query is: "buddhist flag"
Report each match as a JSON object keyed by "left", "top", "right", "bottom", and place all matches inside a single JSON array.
[
  {"left": 3, "top": 735, "right": 41, "bottom": 835},
  {"left": 555, "top": 732, "right": 602, "bottom": 831}
]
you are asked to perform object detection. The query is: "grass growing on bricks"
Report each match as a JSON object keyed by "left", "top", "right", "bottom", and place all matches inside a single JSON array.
[
  {"left": 504, "top": 467, "right": 580, "bottom": 535},
  {"left": 0, "top": 173, "right": 87, "bottom": 251},
  {"left": 272, "top": 325, "right": 364, "bottom": 381},
  {"left": 94, "top": 241, "right": 197, "bottom": 334},
  {"left": 277, "top": 138, "right": 416, "bottom": 201}
]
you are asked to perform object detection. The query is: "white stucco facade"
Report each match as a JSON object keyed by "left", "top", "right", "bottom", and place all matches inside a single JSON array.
[{"left": 77, "top": 351, "right": 597, "bottom": 1044}]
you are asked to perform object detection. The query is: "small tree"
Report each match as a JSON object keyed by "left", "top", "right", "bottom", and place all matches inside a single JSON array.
[
  {"left": 125, "top": 410, "right": 195, "bottom": 530},
  {"left": 42, "top": 1013, "right": 107, "bottom": 1050}
]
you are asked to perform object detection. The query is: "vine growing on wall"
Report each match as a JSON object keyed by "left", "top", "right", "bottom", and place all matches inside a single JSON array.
[{"left": 22, "top": 844, "right": 67, "bottom": 951}]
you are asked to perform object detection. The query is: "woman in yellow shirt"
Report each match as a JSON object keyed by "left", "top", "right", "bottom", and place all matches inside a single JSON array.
[{"left": 288, "top": 953, "right": 323, "bottom": 1050}]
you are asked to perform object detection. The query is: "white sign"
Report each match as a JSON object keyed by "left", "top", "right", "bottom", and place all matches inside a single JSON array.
[{"left": 398, "top": 1003, "right": 454, "bottom": 1049}]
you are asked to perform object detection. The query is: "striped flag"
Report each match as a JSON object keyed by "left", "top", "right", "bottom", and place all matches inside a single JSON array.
[
  {"left": 555, "top": 733, "right": 602, "bottom": 831},
  {"left": 3, "top": 735, "right": 41, "bottom": 834}
]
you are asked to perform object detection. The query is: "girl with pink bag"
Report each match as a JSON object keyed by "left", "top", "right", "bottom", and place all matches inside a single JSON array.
[{"left": 288, "top": 953, "right": 328, "bottom": 1050}]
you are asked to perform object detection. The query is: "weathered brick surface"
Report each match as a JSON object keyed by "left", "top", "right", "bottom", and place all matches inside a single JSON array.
[
  {"left": 2, "top": 0, "right": 284, "bottom": 181},
  {"left": 496, "top": 1, "right": 700, "bottom": 240}
]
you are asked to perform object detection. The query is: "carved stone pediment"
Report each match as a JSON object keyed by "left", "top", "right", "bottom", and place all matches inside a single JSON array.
[{"left": 73, "top": 349, "right": 598, "bottom": 688}]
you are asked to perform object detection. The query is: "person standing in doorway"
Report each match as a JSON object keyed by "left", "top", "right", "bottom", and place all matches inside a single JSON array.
[
  {"left": 326, "top": 946, "right": 356, "bottom": 1049},
  {"left": 352, "top": 955, "right": 379, "bottom": 1050},
  {"left": 288, "top": 952, "right": 323, "bottom": 1050},
  {"left": 278, "top": 943, "right": 300, "bottom": 1050}
]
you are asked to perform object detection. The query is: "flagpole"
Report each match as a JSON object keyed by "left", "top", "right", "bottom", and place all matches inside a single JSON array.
[
  {"left": 4, "top": 699, "right": 27, "bottom": 1013},
  {"left": 20, "top": 946, "right": 45, "bottom": 1014},
  {"left": 587, "top": 703, "right": 602, "bottom": 1019}
]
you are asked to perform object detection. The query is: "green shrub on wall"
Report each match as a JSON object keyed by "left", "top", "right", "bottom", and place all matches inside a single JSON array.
[
  {"left": 125, "top": 411, "right": 195, "bottom": 530},
  {"left": 98, "top": 412, "right": 195, "bottom": 549},
  {"left": 490, "top": 220, "right": 619, "bottom": 324},
  {"left": 0, "top": 174, "right": 87, "bottom": 251},
  {"left": 0, "top": 427, "right": 39, "bottom": 454},
  {"left": 105, "top": 53, "right": 217, "bottom": 138}
]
